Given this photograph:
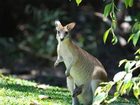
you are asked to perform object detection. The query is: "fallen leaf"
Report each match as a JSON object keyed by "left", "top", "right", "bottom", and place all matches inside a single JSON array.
[
  {"left": 38, "top": 95, "right": 50, "bottom": 100},
  {"left": 30, "top": 100, "right": 41, "bottom": 105},
  {"left": 37, "top": 84, "right": 49, "bottom": 89}
]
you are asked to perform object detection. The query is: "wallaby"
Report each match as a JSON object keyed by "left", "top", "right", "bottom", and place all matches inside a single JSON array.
[
  {"left": 54, "top": 20, "right": 107, "bottom": 105},
  {"left": 72, "top": 84, "right": 84, "bottom": 97}
]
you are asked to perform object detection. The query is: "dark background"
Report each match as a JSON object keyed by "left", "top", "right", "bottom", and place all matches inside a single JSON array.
[{"left": 0, "top": 0, "right": 139, "bottom": 87}]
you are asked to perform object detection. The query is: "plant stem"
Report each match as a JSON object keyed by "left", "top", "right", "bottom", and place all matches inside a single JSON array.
[{"left": 130, "top": 64, "right": 140, "bottom": 72}]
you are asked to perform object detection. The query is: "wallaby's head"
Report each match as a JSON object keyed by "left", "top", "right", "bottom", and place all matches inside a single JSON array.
[{"left": 55, "top": 20, "right": 75, "bottom": 41}]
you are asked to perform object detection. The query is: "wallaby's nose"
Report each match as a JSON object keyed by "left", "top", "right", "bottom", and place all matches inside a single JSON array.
[{"left": 60, "top": 37, "right": 64, "bottom": 41}]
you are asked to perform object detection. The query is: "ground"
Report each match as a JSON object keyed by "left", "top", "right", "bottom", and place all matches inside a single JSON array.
[{"left": 0, "top": 74, "right": 138, "bottom": 105}]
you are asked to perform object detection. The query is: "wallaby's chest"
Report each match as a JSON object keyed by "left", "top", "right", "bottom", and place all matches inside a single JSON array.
[{"left": 58, "top": 42, "right": 74, "bottom": 65}]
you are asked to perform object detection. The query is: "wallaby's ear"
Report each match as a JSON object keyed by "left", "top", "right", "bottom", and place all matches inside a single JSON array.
[
  {"left": 66, "top": 22, "right": 76, "bottom": 31},
  {"left": 55, "top": 20, "right": 62, "bottom": 30}
]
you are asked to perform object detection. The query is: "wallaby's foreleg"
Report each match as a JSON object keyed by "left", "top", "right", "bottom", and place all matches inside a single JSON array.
[
  {"left": 65, "top": 63, "right": 72, "bottom": 76},
  {"left": 54, "top": 55, "right": 63, "bottom": 67},
  {"left": 65, "top": 58, "right": 74, "bottom": 76}
]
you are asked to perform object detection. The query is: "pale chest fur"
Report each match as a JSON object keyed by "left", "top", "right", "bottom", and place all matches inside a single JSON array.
[
  {"left": 57, "top": 39, "right": 107, "bottom": 86},
  {"left": 58, "top": 40, "right": 75, "bottom": 67},
  {"left": 58, "top": 39, "right": 93, "bottom": 84}
]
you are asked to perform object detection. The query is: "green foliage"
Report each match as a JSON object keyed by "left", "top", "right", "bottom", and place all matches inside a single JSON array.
[
  {"left": 104, "top": 3, "right": 112, "bottom": 17},
  {"left": 102, "top": 0, "right": 139, "bottom": 46},
  {"left": 103, "top": 0, "right": 118, "bottom": 45},
  {"left": 103, "top": 28, "right": 118, "bottom": 45},
  {"left": 123, "top": 0, "right": 134, "bottom": 8},
  {"left": 128, "top": 22, "right": 140, "bottom": 46},
  {"left": 94, "top": 59, "right": 140, "bottom": 104},
  {"left": 96, "top": 1, "right": 140, "bottom": 103},
  {"left": 103, "top": 28, "right": 111, "bottom": 43},
  {"left": 75, "top": 0, "right": 82, "bottom": 6},
  {"left": 19, "top": 6, "right": 67, "bottom": 58},
  {"left": 111, "top": 29, "right": 118, "bottom": 45},
  {"left": 75, "top": 0, "right": 140, "bottom": 104}
]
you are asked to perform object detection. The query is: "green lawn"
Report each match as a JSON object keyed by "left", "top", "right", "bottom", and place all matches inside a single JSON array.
[
  {"left": 0, "top": 74, "right": 138, "bottom": 105},
  {"left": 0, "top": 74, "right": 71, "bottom": 105}
]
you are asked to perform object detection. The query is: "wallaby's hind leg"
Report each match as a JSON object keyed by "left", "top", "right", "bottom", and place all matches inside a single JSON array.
[
  {"left": 67, "top": 77, "right": 80, "bottom": 105},
  {"left": 81, "top": 84, "right": 93, "bottom": 105}
]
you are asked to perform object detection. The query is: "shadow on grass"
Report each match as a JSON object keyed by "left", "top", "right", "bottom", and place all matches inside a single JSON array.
[
  {"left": 0, "top": 79, "right": 71, "bottom": 104},
  {"left": 0, "top": 83, "right": 38, "bottom": 93}
]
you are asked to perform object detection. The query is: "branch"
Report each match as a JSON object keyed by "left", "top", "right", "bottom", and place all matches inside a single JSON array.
[
  {"left": 131, "top": 64, "right": 140, "bottom": 72},
  {"left": 18, "top": 42, "right": 56, "bottom": 62},
  {"left": 94, "top": 12, "right": 112, "bottom": 26},
  {"left": 94, "top": 12, "right": 127, "bottom": 46}
]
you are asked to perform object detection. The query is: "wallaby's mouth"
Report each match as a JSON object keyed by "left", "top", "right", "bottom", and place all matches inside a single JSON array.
[{"left": 60, "top": 38, "right": 64, "bottom": 41}]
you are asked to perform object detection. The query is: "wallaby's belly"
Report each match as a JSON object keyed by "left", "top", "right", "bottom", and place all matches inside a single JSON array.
[{"left": 70, "top": 60, "right": 93, "bottom": 86}]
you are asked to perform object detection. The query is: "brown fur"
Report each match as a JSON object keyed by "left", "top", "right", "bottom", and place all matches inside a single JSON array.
[{"left": 54, "top": 20, "right": 107, "bottom": 105}]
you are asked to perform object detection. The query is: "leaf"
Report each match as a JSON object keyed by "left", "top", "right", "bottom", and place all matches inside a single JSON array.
[
  {"left": 104, "top": 81, "right": 114, "bottom": 92},
  {"left": 128, "top": 34, "right": 134, "bottom": 43},
  {"left": 133, "top": 88, "right": 140, "bottom": 99},
  {"left": 124, "top": 0, "right": 133, "bottom": 8},
  {"left": 135, "top": 48, "right": 140, "bottom": 55},
  {"left": 37, "top": 84, "right": 49, "bottom": 89},
  {"left": 103, "top": 28, "right": 111, "bottom": 43},
  {"left": 129, "top": 0, "right": 133, "bottom": 7},
  {"left": 104, "top": 3, "right": 112, "bottom": 17},
  {"left": 119, "top": 59, "right": 127, "bottom": 67},
  {"left": 111, "top": 36, "right": 118, "bottom": 45},
  {"left": 111, "top": 29, "right": 118, "bottom": 45},
  {"left": 124, "top": 61, "right": 136, "bottom": 72},
  {"left": 116, "top": 81, "right": 123, "bottom": 91},
  {"left": 120, "top": 81, "right": 133, "bottom": 95},
  {"left": 38, "top": 95, "right": 50, "bottom": 100},
  {"left": 113, "top": 36, "right": 118, "bottom": 45},
  {"left": 126, "top": 81, "right": 133, "bottom": 95},
  {"left": 132, "top": 22, "right": 140, "bottom": 33},
  {"left": 113, "top": 71, "right": 127, "bottom": 82},
  {"left": 133, "top": 83, "right": 140, "bottom": 99},
  {"left": 124, "top": 0, "right": 130, "bottom": 8},
  {"left": 30, "top": 100, "right": 41, "bottom": 105},
  {"left": 94, "top": 87, "right": 102, "bottom": 96},
  {"left": 76, "top": 0, "right": 82, "bottom": 6},
  {"left": 124, "top": 73, "right": 133, "bottom": 83},
  {"left": 124, "top": 61, "right": 130, "bottom": 72},
  {"left": 106, "top": 92, "right": 119, "bottom": 104},
  {"left": 136, "top": 60, "right": 140, "bottom": 67},
  {"left": 132, "top": 31, "right": 140, "bottom": 46},
  {"left": 93, "top": 92, "right": 107, "bottom": 105}
]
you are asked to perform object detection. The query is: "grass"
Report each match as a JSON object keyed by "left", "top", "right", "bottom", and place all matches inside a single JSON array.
[
  {"left": 0, "top": 74, "right": 71, "bottom": 105},
  {"left": 0, "top": 74, "right": 138, "bottom": 105}
]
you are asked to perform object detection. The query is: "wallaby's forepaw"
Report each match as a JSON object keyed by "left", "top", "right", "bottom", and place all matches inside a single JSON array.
[
  {"left": 65, "top": 70, "right": 70, "bottom": 77},
  {"left": 54, "top": 61, "right": 59, "bottom": 67}
]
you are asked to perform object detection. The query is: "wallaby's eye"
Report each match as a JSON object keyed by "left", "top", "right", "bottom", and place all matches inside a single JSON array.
[{"left": 65, "top": 32, "right": 68, "bottom": 35}]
